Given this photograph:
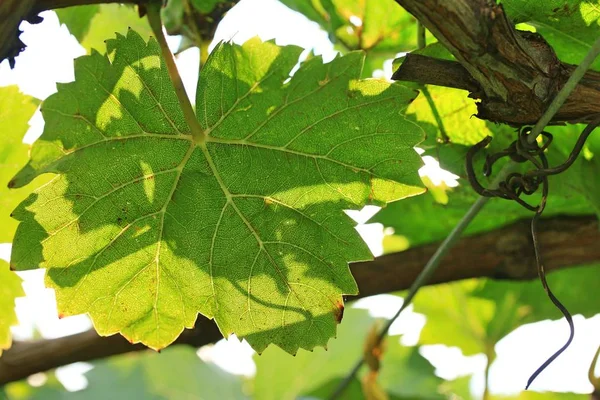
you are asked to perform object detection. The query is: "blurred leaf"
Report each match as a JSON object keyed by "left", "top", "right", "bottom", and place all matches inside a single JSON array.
[
  {"left": 490, "top": 391, "right": 588, "bottom": 400},
  {"left": 4, "top": 374, "right": 67, "bottom": 400},
  {"left": 411, "top": 264, "right": 600, "bottom": 356},
  {"left": 303, "top": 377, "right": 366, "bottom": 400},
  {"left": 252, "top": 308, "right": 376, "bottom": 400},
  {"left": 4, "top": 347, "right": 246, "bottom": 399},
  {"left": 279, "top": 0, "right": 421, "bottom": 76},
  {"left": 190, "top": 0, "right": 225, "bottom": 13},
  {"left": 58, "top": 4, "right": 151, "bottom": 52},
  {"left": 377, "top": 338, "right": 444, "bottom": 399},
  {"left": 76, "top": 347, "right": 246, "bottom": 399},
  {"left": 412, "top": 280, "right": 496, "bottom": 356},
  {"left": 253, "top": 308, "right": 445, "bottom": 400},
  {"left": 501, "top": 0, "right": 600, "bottom": 70},
  {"left": 475, "top": 264, "right": 600, "bottom": 323},
  {"left": 55, "top": 5, "right": 100, "bottom": 42},
  {"left": 0, "top": 85, "right": 47, "bottom": 243},
  {"left": 0, "top": 259, "right": 24, "bottom": 355}
]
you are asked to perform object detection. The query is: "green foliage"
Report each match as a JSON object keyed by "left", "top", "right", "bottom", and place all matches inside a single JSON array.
[
  {"left": 411, "top": 264, "right": 600, "bottom": 356},
  {"left": 253, "top": 307, "right": 447, "bottom": 399},
  {"left": 501, "top": 0, "right": 600, "bottom": 69},
  {"left": 55, "top": 5, "right": 100, "bottom": 42},
  {"left": 279, "top": 0, "right": 425, "bottom": 76},
  {"left": 57, "top": 4, "right": 152, "bottom": 52},
  {"left": 2, "top": 1, "right": 600, "bottom": 398},
  {"left": 9, "top": 31, "right": 423, "bottom": 353},
  {"left": 4, "top": 347, "right": 247, "bottom": 399},
  {"left": 0, "top": 260, "right": 24, "bottom": 355},
  {"left": 0, "top": 86, "right": 47, "bottom": 243}
]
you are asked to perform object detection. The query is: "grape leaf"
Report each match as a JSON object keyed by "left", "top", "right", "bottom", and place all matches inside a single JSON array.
[
  {"left": 0, "top": 259, "right": 24, "bottom": 355},
  {"left": 252, "top": 308, "right": 375, "bottom": 400},
  {"left": 411, "top": 265, "right": 600, "bottom": 356},
  {"left": 252, "top": 308, "right": 444, "bottom": 400},
  {"left": 9, "top": 32, "right": 424, "bottom": 353},
  {"left": 0, "top": 85, "right": 45, "bottom": 243},
  {"left": 3, "top": 347, "right": 246, "bottom": 399},
  {"left": 55, "top": 5, "right": 100, "bottom": 42},
  {"left": 76, "top": 346, "right": 246, "bottom": 399},
  {"left": 279, "top": 0, "right": 420, "bottom": 76},
  {"left": 57, "top": 4, "right": 151, "bottom": 52},
  {"left": 501, "top": 0, "right": 600, "bottom": 70}
]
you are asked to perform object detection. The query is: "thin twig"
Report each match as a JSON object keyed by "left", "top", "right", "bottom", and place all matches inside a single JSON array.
[{"left": 146, "top": 2, "right": 206, "bottom": 143}]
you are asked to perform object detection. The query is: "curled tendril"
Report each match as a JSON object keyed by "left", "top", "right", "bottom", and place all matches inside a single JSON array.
[{"left": 465, "top": 117, "right": 600, "bottom": 389}]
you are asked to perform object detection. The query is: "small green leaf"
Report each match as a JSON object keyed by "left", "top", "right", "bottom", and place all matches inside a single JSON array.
[
  {"left": 0, "top": 85, "right": 46, "bottom": 243},
  {"left": 0, "top": 259, "right": 24, "bottom": 355},
  {"left": 10, "top": 32, "right": 424, "bottom": 353}
]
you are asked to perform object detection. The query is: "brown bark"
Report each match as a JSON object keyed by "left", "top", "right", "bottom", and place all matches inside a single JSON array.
[
  {"left": 1, "top": 215, "right": 599, "bottom": 384},
  {"left": 394, "top": 0, "right": 600, "bottom": 125}
]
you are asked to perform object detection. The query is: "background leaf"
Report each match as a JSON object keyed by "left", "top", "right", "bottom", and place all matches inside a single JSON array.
[
  {"left": 0, "top": 85, "right": 45, "bottom": 243},
  {"left": 57, "top": 4, "right": 151, "bottom": 53},
  {"left": 0, "top": 259, "right": 24, "bottom": 355},
  {"left": 3, "top": 347, "right": 246, "bottom": 399}
]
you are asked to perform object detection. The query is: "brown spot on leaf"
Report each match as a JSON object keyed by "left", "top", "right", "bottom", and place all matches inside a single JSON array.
[
  {"left": 58, "top": 313, "right": 65, "bottom": 319},
  {"left": 334, "top": 300, "right": 344, "bottom": 323}
]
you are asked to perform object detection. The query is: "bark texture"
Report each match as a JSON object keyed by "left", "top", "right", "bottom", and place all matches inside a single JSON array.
[{"left": 394, "top": 0, "right": 600, "bottom": 125}]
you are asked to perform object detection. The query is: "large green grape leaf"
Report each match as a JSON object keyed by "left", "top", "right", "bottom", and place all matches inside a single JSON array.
[
  {"left": 411, "top": 264, "right": 600, "bottom": 356},
  {"left": 9, "top": 32, "right": 424, "bottom": 353},
  {"left": 501, "top": 0, "right": 600, "bottom": 70},
  {"left": 57, "top": 4, "right": 151, "bottom": 53},
  {"left": 0, "top": 259, "right": 24, "bottom": 355},
  {"left": 0, "top": 85, "right": 45, "bottom": 243}
]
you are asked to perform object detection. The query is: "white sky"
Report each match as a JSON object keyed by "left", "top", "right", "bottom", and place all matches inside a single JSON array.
[{"left": 1, "top": 0, "right": 599, "bottom": 397}]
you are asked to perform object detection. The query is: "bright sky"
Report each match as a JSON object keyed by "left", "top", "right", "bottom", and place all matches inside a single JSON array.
[{"left": 1, "top": 0, "right": 599, "bottom": 397}]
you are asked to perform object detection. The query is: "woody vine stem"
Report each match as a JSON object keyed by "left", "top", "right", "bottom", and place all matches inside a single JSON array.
[{"left": 329, "top": 31, "right": 600, "bottom": 399}]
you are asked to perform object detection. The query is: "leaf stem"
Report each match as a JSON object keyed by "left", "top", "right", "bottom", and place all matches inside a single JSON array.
[{"left": 146, "top": 2, "right": 206, "bottom": 143}]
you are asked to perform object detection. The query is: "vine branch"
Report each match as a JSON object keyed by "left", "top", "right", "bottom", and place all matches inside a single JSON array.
[{"left": 2, "top": 214, "right": 599, "bottom": 384}]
